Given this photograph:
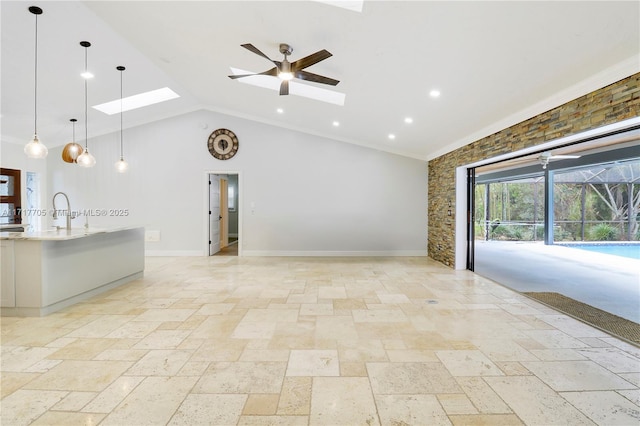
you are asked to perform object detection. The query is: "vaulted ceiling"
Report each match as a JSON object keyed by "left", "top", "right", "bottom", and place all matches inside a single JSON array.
[{"left": 2, "top": 1, "right": 638, "bottom": 160}]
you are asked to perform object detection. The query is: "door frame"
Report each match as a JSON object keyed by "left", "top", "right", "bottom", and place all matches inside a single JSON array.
[{"left": 203, "top": 171, "right": 242, "bottom": 256}]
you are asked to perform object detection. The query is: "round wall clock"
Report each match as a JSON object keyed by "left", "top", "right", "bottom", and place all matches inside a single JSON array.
[{"left": 208, "top": 128, "right": 239, "bottom": 160}]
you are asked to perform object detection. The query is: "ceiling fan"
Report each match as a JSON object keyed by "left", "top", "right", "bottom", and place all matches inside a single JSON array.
[
  {"left": 538, "top": 151, "right": 581, "bottom": 169},
  {"left": 228, "top": 43, "right": 339, "bottom": 96}
]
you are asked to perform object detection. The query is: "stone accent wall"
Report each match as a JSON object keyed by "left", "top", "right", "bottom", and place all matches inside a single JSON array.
[{"left": 427, "top": 73, "right": 640, "bottom": 267}]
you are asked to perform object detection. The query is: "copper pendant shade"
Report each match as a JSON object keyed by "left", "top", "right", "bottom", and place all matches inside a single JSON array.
[{"left": 62, "top": 118, "right": 83, "bottom": 163}]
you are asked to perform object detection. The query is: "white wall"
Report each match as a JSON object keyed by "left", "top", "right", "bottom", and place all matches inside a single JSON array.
[{"left": 44, "top": 109, "right": 428, "bottom": 256}]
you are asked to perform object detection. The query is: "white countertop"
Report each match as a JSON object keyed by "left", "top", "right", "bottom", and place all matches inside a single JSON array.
[{"left": 0, "top": 226, "right": 143, "bottom": 241}]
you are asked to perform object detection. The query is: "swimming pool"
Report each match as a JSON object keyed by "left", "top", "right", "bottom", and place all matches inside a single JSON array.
[{"left": 559, "top": 243, "right": 640, "bottom": 260}]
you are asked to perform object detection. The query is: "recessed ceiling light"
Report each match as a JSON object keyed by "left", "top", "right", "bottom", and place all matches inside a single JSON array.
[
  {"left": 332, "top": 121, "right": 340, "bottom": 127},
  {"left": 388, "top": 134, "right": 396, "bottom": 140},
  {"left": 429, "top": 89, "right": 440, "bottom": 98},
  {"left": 277, "top": 108, "right": 284, "bottom": 114},
  {"left": 230, "top": 67, "right": 346, "bottom": 106},
  {"left": 81, "top": 71, "right": 94, "bottom": 79},
  {"left": 404, "top": 117, "right": 413, "bottom": 124},
  {"left": 93, "top": 87, "right": 180, "bottom": 115}
]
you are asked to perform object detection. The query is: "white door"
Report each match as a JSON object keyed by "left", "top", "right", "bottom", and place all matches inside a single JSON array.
[
  {"left": 220, "top": 178, "right": 229, "bottom": 249},
  {"left": 209, "top": 174, "right": 221, "bottom": 255}
]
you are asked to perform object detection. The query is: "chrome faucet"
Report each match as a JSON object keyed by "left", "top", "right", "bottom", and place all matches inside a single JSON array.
[{"left": 52, "top": 192, "right": 74, "bottom": 230}]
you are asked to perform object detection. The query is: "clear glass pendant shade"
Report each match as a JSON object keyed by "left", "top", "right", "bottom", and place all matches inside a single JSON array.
[
  {"left": 24, "top": 135, "right": 48, "bottom": 159},
  {"left": 114, "top": 158, "right": 129, "bottom": 173},
  {"left": 77, "top": 149, "right": 96, "bottom": 168}
]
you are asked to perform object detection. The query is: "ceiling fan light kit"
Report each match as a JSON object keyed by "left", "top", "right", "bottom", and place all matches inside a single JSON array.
[{"left": 229, "top": 42, "right": 339, "bottom": 96}]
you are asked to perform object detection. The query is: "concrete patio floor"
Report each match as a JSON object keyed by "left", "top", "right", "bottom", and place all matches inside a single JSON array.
[{"left": 474, "top": 241, "right": 640, "bottom": 324}]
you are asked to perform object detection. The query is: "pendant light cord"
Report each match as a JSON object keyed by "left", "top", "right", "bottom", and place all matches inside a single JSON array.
[
  {"left": 120, "top": 69, "right": 124, "bottom": 161},
  {"left": 33, "top": 12, "right": 38, "bottom": 135},
  {"left": 84, "top": 47, "right": 88, "bottom": 150}
]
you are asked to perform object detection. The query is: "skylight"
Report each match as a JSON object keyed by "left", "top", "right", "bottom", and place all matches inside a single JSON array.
[
  {"left": 229, "top": 67, "right": 346, "bottom": 106},
  {"left": 93, "top": 87, "right": 180, "bottom": 115}
]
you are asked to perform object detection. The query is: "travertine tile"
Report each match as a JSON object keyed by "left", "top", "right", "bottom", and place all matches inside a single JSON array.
[
  {"left": 529, "top": 348, "right": 588, "bottom": 361},
  {"left": 375, "top": 394, "right": 450, "bottom": 425},
  {"left": 485, "top": 375, "right": 596, "bottom": 425},
  {"left": 299, "top": 303, "right": 333, "bottom": 316},
  {"left": 0, "top": 389, "right": 67, "bottom": 426},
  {"left": 243, "top": 393, "right": 280, "bottom": 415},
  {"left": 449, "top": 414, "right": 524, "bottom": 425},
  {"left": 367, "top": 362, "right": 461, "bottom": 394},
  {"left": 617, "top": 388, "right": 640, "bottom": 406},
  {"left": 25, "top": 360, "right": 132, "bottom": 392},
  {"left": 132, "top": 329, "right": 191, "bottom": 350},
  {"left": 521, "top": 360, "right": 637, "bottom": 391},
  {"left": 436, "top": 350, "right": 504, "bottom": 377},
  {"left": 2, "top": 256, "right": 638, "bottom": 426},
  {"left": 133, "top": 309, "right": 196, "bottom": 322},
  {"left": 472, "top": 339, "right": 538, "bottom": 362},
  {"left": 47, "top": 338, "right": 115, "bottom": 360},
  {"left": 577, "top": 347, "right": 640, "bottom": 373},
  {"left": 560, "top": 390, "right": 640, "bottom": 425},
  {"left": 31, "top": 411, "right": 106, "bottom": 426},
  {"left": 50, "top": 390, "right": 97, "bottom": 411},
  {"left": 277, "top": 377, "right": 312, "bottom": 415},
  {"left": 1, "top": 346, "right": 58, "bottom": 372},
  {"left": 104, "top": 321, "right": 159, "bottom": 339},
  {"left": 0, "top": 372, "right": 40, "bottom": 398},
  {"left": 455, "top": 377, "right": 512, "bottom": 414},
  {"left": 437, "top": 393, "right": 479, "bottom": 415},
  {"left": 524, "top": 329, "right": 588, "bottom": 349},
  {"left": 194, "top": 361, "right": 287, "bottom": 394},
  {"left": 100, "top": 376, "right": 197, "bottom": 425},
  {"left": 126, "top": 349, "right": 192, "bottom": 376},
  {"left": 238, "top": 415, "right": 308, "bottom": 425},
  {"left": 168, "top": 393, "right": 246, "bottom": 425},
  {"left": 65, "top": 315, "right": 136, "bottom": 338},
  {"left": 310, "top": 377, "right": 379, "bottom": 425},
  {"left": 286, "top": 349, "right": 339, "bottom": 376}
]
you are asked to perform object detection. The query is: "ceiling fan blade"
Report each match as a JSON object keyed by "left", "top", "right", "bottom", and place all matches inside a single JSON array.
[
  {"left": 291, "top": 49, "right": 332, "bottom": 71},
  {"left": 228, "top": 74, "right": 257, "bottom": 80},
  {"left": 241, "top": 43, "right": 277, "bottom": 65},
  {"left": 279, "top": 80, "right": 289, "bottom": 96},
  {"left": 228, "top": 67, "right": 279, "bottom": 80},
  {"left": 294, "top": 70, "right": 339, "bottom": 86}
]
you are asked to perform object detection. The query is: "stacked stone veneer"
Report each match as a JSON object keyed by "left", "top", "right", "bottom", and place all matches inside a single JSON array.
[{"left": 427, "top": 73, "right": 640, "bottom": 267}]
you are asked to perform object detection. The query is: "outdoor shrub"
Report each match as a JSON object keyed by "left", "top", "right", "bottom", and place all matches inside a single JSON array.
[{"left": 590, "top": 223, "right": 619, "bottom": 241}]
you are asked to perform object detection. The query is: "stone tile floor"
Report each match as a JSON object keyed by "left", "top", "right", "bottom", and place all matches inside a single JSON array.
[{"left": 1, "top": 256, "right": 639, "bottom": 425}]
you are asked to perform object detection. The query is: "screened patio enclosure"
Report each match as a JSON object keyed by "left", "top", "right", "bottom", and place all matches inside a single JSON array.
[
  {"left": 471, "top": 143, "right": 640, "bottom": 325},
  {"left": 474, "top": 156, "right": 640, "bottom": 244}
]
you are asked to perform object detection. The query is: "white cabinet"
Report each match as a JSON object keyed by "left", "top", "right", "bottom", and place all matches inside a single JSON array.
[{"left": 1, "top": 240, "right": 16, "bottom": 307}]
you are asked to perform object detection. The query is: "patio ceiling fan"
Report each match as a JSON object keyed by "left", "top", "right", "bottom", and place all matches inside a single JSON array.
[
  {"left": 228, "top": 43, "right": 339, "bottom": 95},
  {"left": 538, "top": 152, "right": 581, "bottom": 169}
]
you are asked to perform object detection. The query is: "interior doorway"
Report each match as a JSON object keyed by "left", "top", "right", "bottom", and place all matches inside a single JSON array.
[{"left": 208, "top": 172, "right": 240, "bottom": 256}]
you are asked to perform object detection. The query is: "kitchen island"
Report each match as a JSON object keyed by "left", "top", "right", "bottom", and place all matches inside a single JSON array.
[{"left": 0, "top": 226, "right": 144, "bottom": 316}]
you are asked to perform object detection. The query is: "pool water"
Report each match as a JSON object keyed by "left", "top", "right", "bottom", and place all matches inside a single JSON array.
[{"left": 562, "top": 243, "right": 640, "bottom": 260}]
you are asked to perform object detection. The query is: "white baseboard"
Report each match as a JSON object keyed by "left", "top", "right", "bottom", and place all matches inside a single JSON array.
[
  {"left": 145, "top": 250, "right": 204, "bottom": 257},
  {"left": 241, "top": 250, "right": 427, "bottom": 257}
]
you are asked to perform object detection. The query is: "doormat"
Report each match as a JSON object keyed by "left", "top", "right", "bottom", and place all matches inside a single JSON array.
[{"left": 523, "top": 292, "right": 640, "bottom": 346}]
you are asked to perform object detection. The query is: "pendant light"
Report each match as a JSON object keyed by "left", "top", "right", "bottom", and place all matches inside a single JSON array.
[
  {"left": 24, "top": 6, "right": 48, "bottom": 159},
  {"left": 61, "top": 119, "right": 84, "bottom": 163},
  {"left": 114, "top": 66, "right": 129, "bottom": 173},
  {"left": 76, "top": 41, "right": 96, "bottom": 168}
]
